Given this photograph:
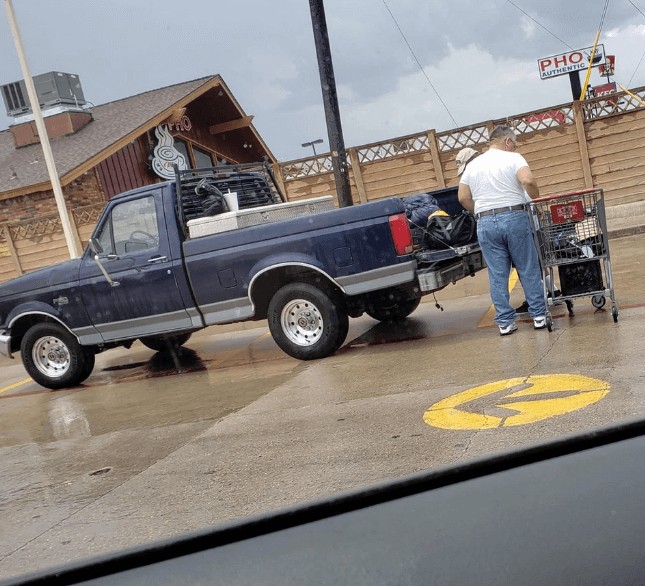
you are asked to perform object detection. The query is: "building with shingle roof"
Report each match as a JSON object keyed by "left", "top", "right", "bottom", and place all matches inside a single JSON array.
[{"left": 0, "top": 73, "right": 276, "bottom": 282}]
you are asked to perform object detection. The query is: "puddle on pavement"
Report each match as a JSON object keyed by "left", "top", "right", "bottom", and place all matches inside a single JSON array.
[{"left": 0, "top": 358, "right": 299, "bottom": 447}]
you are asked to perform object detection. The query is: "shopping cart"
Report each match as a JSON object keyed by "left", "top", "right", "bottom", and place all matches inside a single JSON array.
[{"left": 530, "top": 188, "right": 618, "bottom": 331}]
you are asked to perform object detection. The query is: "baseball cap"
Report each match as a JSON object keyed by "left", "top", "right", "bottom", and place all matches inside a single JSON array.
[{"left": 456, "top": 147, "right": 479, "bottom": 176}]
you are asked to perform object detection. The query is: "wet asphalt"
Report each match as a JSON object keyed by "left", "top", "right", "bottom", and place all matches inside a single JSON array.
[{"left": 0, "top": 232, "right": 644, "bottom": 582}]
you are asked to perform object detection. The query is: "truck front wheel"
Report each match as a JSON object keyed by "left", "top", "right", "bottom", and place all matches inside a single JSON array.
[
  {"left": 21, "top": 323, "right": 94, "bottom": 390},
  {"left": 267, "top": 283, "right": 349, "bottom": 360}
]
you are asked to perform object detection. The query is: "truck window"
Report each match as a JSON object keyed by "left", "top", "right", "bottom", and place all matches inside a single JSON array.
[{"left": 95, "top": 196, "right": 160, "bottom": 255}]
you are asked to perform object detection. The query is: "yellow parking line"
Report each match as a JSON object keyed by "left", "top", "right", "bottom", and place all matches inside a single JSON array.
[
  {"left": 478, "top": 269, "right": 521, "bottom": 328},
  {"left": 0, "top": 378, "right": 32, "bottom": 395}
]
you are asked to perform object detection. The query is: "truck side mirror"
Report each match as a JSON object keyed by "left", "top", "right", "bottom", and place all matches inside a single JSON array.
[
  {"left": 89, "top": 238, "right": 103, "bottom": 256},
  {"left": 89, "top": 238, "right": 120, "bottom": 287}
]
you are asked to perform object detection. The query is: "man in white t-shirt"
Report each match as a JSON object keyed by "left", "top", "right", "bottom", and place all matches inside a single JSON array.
[{"left": 458, "top": 125, "right": 547, "bottom": 335}]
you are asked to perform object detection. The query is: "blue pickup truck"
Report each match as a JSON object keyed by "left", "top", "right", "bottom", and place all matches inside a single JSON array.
[{"left": 0, "top": 163, "right": 484, "bottom": 389}]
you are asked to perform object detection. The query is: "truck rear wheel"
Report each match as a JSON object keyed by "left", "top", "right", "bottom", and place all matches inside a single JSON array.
[
  {"left": 20, "top": 323, "right": 94, "bottom": 390},
  {"left": 267, "top": 282, "right": 349, "bottom": 360},
  {"left": 366, "top": 297, "right": 421, "bottom": 322}
]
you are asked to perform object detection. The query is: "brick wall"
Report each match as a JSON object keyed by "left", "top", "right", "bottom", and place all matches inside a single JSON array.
[{"left": 0, "top": 170, "right": 104, "bottom": 225}]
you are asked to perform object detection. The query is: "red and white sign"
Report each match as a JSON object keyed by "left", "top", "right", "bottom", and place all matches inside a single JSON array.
[
  {"left": 550, "top": 201, "right": 585, "bottom": 224},
  {"left": 593, "top": 82, "right": 617, "bottom": 97},
  {"left": 599, "top": 55, "right": 615, "bottom": 77},
  {"left": 538, "top": 45, "right": 605, "bottom": 80},
  {"left": 524, "top": 109, "right": 566, "bottom": 125}
]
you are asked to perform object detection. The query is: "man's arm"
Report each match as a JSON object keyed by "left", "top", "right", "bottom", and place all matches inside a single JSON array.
[
  {"left": 458, "top": 183, "right": 474, "bottom": 212},
  {"left": 517, "top": 166, "right": 540, "bottom": 199}
]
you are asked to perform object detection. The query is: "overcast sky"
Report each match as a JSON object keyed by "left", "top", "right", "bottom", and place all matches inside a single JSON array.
[{"left": 2, "top": 0, "right": 645, "bottom": 161}]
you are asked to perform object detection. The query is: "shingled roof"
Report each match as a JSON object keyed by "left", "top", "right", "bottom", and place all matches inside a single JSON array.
[{"left": 0, "top": 75, "right": 269, "bottom": 199}]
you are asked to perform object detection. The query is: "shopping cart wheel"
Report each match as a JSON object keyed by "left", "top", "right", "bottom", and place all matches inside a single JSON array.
[
  {"left": 591, "top": 295, "right": 606, "bottom": 309},
  {"left": 612, "top": 306, "right": 618, "bottom": 323},
  {"left": 546, "top": 313, "right": 553, "bottom": 332}
]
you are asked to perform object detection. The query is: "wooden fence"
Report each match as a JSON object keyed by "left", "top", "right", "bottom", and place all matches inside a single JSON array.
[
  {"left": 1, "top": 86, "right": 645, "bottom": 284},
  {"left": 273, "top": 86, "right": 645, "bottom": 208},
  {"left": 0, "top": 203, "right": 103, "bottom": 283}
]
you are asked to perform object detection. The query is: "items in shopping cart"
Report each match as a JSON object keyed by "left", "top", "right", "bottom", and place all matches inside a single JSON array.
[{"left": 530, "top": 188, "right": 618, "bottom": 330}]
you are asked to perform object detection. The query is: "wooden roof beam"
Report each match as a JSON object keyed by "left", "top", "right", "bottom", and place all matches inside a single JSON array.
[{"left": 209, "top": 115, "right": 254, "bottom": 135}]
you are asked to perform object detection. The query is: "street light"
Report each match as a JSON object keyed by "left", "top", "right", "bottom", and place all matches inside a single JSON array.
[{"left": 301, "top": 138, "right": 323, "bottom": 156}]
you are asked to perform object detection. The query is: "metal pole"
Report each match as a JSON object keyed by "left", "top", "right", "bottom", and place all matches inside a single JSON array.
[
  {"left": 302, "top": 138, "right": 323, "bottom": 157},
  {"left": 4, "top": 0, "right": 81, "bottom": 258},
  {"left": 308, "top": 0, "right": 353, "bottom": 207},
  {"left": 569, "top": 71, "right": 582, "bottom": 101}
]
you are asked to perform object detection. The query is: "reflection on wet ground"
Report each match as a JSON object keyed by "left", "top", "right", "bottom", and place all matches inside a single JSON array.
[
  {"left": 0, "top": 345, "right": 301, "bottom": 446},
  {"left": 0, "top": 233, "right": 644, "bottom": 581}
]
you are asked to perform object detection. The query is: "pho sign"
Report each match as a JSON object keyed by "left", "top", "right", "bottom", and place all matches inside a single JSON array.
[{"left": 538, "top": 45, "right": 605, "bottom": 80}]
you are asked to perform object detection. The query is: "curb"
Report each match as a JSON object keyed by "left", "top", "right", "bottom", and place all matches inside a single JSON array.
[{"left": 608, "top": 225, "right": 645, "bottom": 240}]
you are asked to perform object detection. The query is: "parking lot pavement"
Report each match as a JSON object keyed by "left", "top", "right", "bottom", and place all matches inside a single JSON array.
[{"left": 0, "top": 233, "right": 644, "bottom": 581}]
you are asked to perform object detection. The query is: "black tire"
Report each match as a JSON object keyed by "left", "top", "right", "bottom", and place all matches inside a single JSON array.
[
  {"left": 20, "top": 323, "right": 92, "bottom": 390},
  {"left": 267, "top": 282, "right": 349, "bottom": 360},
  {"left": 77, "top": 350, "right": 96, "bottom": 385},
  {"left": 591, "top": 295, "right": 606, "bottom": 309},
  {"left": 612, "top": 306, "right": 619, "bottom": 323},
  {"left": 140, "top": 333, "right": 192, "bottom": 352},
  {"left": 366, "top": 297, "right": 421, "bottom": 322}
]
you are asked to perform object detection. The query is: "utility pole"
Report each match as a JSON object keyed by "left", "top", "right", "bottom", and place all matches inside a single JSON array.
[
  {"left": 4, "top": 0, "right": 80, "bottom": 258},
  {"left": 308, "top": 0, "right": 353, "bottom": 207}
]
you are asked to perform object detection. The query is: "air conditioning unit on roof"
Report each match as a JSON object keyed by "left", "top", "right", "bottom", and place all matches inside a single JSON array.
[{"left": 1, "top": 71, "right": 86, "bottom": 117}]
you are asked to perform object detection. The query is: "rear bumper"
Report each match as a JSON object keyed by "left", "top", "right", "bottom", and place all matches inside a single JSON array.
[
  {"left": 0, "top": 331, "right": 12, "bottom": 359},
  {"left": 417, "top": 250, "right": 485, "bottom": 293}
]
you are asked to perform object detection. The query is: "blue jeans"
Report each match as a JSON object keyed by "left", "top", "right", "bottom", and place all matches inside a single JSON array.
[{"left": 477, "top": 211, "right": 546, "bottom": 326}]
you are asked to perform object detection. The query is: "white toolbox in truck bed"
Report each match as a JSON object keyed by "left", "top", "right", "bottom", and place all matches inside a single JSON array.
[{"left": 187, "top": 196, "right": 335, "bottom": 237}]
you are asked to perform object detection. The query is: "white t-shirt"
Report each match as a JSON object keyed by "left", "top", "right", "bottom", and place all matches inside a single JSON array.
[{"left": 460, "top": 148, "right": 531, "bottom": 214}]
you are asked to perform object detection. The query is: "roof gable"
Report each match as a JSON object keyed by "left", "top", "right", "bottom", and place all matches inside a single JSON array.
[{"left": 0, "top": 75, "right": 234, "bottom": 198}]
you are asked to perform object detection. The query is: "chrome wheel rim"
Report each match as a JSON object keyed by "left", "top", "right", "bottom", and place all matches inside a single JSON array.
[
  {"left": 280, "top": 298, "right": 323, "bottom": 347},
  {"left": 32, "top": 335, "right": 70, "bottom": 378}
]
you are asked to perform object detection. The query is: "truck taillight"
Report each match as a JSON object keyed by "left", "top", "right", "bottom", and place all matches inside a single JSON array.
[{"left": 389, "top": 213, "right": 414, "bottom": 255}]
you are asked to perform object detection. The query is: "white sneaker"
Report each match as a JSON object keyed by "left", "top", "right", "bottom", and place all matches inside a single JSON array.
[
  {"left": 533, "top": 316, "right": 547, "bottom": 329},
  {"left": 499, "top": 322, "right": 518, "bottom": 336}
]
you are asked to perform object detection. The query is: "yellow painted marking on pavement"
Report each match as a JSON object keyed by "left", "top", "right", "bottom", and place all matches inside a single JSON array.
[
  {"left": 424, "top": 374, "right": 610, "bottom": 430},
  {"left": 477, "top": 269, "right": 521, "bottom": 328},
  {"left": 0, "top": 378, "right": 32, "bottom": 395}
]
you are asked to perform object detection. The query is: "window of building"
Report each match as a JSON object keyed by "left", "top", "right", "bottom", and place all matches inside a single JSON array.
[
  {"left": 173, "top": 139, "right": 190, "bottom": 166},
  {"left": 192, "top": 146, "right": 214, "bottom": 169}
]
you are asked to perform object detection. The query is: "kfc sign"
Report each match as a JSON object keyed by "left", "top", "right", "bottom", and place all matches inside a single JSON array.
[{"left": 538, "top": 45, "right": 605, "bottom": 79}]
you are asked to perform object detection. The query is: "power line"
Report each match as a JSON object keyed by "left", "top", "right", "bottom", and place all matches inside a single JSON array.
[
  {"left": 505, "top": 0, "right": 574, "bottom": 50},
  {"left": 628, "top": 0, "right": 645, "bottom": 19},
  {"left": 381, "top": 0, "right": 458, "bottom": 127},
  {"left": 597, "top": 0, "right": 610, "bottom": 33},
  {"left": 627, "top": 0, "right": 645, "bottom": 86}
]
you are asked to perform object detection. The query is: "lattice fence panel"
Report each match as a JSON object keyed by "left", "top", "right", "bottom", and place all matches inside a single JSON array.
[
  {"left": 281, "top": 156, "right": 336, "bottom": 181},
  {"left": 9, "top": 215, "right": 62, "bottom": 241},
  {"left": 436, "top": 124, "right": 489, "bottom": 152},
  {"left": 355, "top": 134, "right": 429, "bottom": 164},
  {"left": 582, "top": 88, "right": 645, "bottom": 121},
  {"left": 72, "top": 204, "right": 104, "bottom": 227}
]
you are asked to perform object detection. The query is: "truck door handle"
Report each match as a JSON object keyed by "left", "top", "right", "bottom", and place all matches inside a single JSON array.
[{"left": 148, "top": 255, "right": 168, "bottom": 264}]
